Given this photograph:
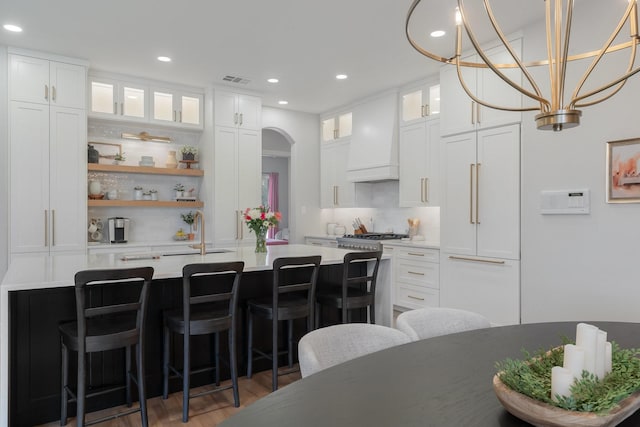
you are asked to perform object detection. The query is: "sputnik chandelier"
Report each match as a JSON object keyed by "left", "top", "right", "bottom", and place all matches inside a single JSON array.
[{"left": 406, "top": 0, "right": 640, "bottom": 131}]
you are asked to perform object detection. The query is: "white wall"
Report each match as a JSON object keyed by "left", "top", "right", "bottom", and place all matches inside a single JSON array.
[
  {"left": 262, "top": 107, "right": 322, "bottom": 243},
  {"left": 520, "top": 7, "right": 640, "bottom": 322},
  {"left": 0, "top": 46, "right": 8, "bottom": 277}
]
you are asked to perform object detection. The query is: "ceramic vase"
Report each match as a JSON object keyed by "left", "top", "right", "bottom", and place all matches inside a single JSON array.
[
  {"left": 166, "top": 151, "right": 178, "bottom": 169},
  {"left": 89, "top": 180, "right": 101, "bottom": 195}
]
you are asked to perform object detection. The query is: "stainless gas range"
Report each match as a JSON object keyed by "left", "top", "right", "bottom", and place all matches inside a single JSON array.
[{"left": 337, "top": 233, "right": 409, "bottom": 250}]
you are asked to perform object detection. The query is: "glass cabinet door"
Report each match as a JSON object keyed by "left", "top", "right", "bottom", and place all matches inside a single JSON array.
[
  {"left": 91, "top": 81, "right": 115, "bottom": 114},
  {"left": 153, "top": 91, "right": 174, "bottom": 122},
  {"left": 402, "top": 89, "right": 423, "bottom": 122},
  {"left": 180, "top": 95, "right": 200, "bottom": 125},
  {"left": 122, "top": 86, "right": 145, "bottom": 118},
  {"left": 338, "top": 112, "right": 352, "bottom": 138},
  {"left": 322, "top": 118, "right": 336, "bottom": 141}
]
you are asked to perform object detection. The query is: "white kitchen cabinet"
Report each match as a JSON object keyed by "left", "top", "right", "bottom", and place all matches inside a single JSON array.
[
  {"left": 399, "top": 118, "right": 440, "bottom": 207},
  {"left": 9, "top": 102, "right": 87, "bottom": 254},
  {"left": 10, "top": 54, "right": 85, "bottom": 109},
  {"left": 8, "top": 52, "right": 87, "bottom": 255},
  {"left": 321, "top": 111, "right": 352, "bottom": 142},
  {"left": 320, "top": 140, "right": 371, "bottom": 208},
  {"left": 213, "top": 126, "right": 261, "bottom": 246},
  {"left": 214, "top": 91, "right": 261, "bottom": 131},
  {"left": 440, "top": 38, "right": 522, "bottom": 136},
  {"left": 150, "top": 87, "right": 204, "bottom": 129},
  {"left": 390, "top": 246, "right": 440, "bottom": 311},
  {"left": 441, "top": 124, "right": 520, "bottom": 260},
  {"left": 440, "top": 254, "right": 520, "bottom": 325},
  {"left": 400, "top": 82, "right": 440, "bottom": 126},
  {"left": 89, "top": 76, "right": 148, "bottom": 122}
]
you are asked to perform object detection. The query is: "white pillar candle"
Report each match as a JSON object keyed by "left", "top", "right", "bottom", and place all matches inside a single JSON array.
[
  {"left": 605, "top": 341, "right": 613, "bottom": 375},
  {"left": 576, "top": 323, "right": 598, "bottom": 377},
  {"left": 563, "top": 344, "right": 585, "bottom": 380},
  {"left": 551, "top": 366, "right": 574, "bottom": 402},
  {"left": 595, "top": 330, "right": 607, "bottom": 379}
]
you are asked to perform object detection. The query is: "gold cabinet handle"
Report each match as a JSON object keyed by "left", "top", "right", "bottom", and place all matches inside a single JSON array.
[
  {"left": 420, "top": 178, "right": 424, "bottom": 203},
  {"left": 471, "top": 101, "right": 475, "bottom": 124},
  {"left": 239, "top": 113, "right": 243, "bottom": 126},
  {"left": 51, "top": 209, "right": 55, "bottom": 246},
  {"left": 476, "top": 163, "right": 481, "bottom": 224},
  {"left": 114, "top": 102, "right": 117, "bottom": 115},
  {"left": 52, "top": 86, "right": 56, "bottom": 102},
  {"left": 407, "top": 252, "right": 424, "bottom": 257},
  {"left": 408, "top": 271, "right": 425, "bottom": 276},
  {"left": 476, "top": 102, "right": 481, "bottom": 124},
  {"left": 120, "top": 103, "right": 124, "bottom": 116},
  {"left": 408, "top": 295, "right": 425, "bottom": 301},
  {"left": 425, "top": 104, "right": 430, "bottom": 116},
  {"left": 470, "top": 164, "right": 475, "bottom": 224},
  {"left": 310, "top": 242, "right": 322, "bottom": 246},
  {"left": 421, "top": 105, "right": 425, "bottom": 118},
  {"left": 179, "top": 110, "right": 182, "bottom": 123},
  {"left": 449, "top": 255, "right": 505, "bottom": 265},
  {"left": 424, "top": 177, "right": 429, "bottom": 203},
  {"left": 44, "top": 210, "right": 48, "bottom": 247},
  {"left": 234, "top": 112, "right": 238, "bottom": 125},
  {"left": 44, "top": 85, "right": 49, "bottom": 101}
]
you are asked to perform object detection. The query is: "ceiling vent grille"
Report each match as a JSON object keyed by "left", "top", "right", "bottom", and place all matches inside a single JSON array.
[{"left": 222, "top": 75, "right": 250, "bottom": 85}]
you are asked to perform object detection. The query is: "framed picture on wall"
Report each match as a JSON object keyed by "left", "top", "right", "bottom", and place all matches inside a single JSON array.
[{"left": 606, "top": 138, "right": 640, "bottom": 203}]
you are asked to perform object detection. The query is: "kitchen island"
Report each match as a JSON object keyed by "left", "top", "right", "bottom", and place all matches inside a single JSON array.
[{"left": 0, "top": 245, "right": 392, "bottom": 426}]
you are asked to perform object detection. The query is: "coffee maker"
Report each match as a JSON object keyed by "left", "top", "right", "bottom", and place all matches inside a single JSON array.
[{"left": 108, "top": 217, "right": 130, "bottom": 243}]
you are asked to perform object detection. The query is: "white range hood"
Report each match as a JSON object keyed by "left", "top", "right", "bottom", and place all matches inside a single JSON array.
[{"left": 347, "top": 91, "right": 399, "bottom": 182}]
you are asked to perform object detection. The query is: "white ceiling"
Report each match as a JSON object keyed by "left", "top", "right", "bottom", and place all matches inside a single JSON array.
[{"left": 0, "top": 0, "right": 544, "bottom": 114}]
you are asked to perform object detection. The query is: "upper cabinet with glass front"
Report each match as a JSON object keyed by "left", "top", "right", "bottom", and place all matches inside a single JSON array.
[
  {"left": 88, "top": 72, "right": 204, "bottom": 130},
  {"left": 400, "top": 81, "right": 440, "bottom": 126},
  {"left": 150, "top": 88, "right": 203, "bottom": 129},
  {"left": 321, "top": 111, "right": 352, "bottom": 142},
  {"left": 89, "top": 76, "right": 148, "bottom": 122}
]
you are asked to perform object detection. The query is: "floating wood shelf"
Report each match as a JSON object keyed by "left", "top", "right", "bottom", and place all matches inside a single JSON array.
[
  {"left": 88, "top": 163, "right": 204, "bottom": 177},
  {"left": 88, "top": 200, "right": 204, "bottom": 208}
]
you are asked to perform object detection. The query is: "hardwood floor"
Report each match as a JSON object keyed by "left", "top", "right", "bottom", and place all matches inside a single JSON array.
[{"left": 38, "top": 369, "right": 301, "bottom": 427}]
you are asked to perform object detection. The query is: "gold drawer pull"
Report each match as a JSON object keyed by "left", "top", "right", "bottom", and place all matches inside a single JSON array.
[
  {"left": 407, "top": 252, "right": 424, "bottom": 257},
  {"left": 408, "top": 295, "right": 425, "bottom": 301},
  {"left": 448, "top": 255, "right": 506, "bottom": 265},
  {"left": 408, "top": 271, "right": 425, "bottom": 276}
]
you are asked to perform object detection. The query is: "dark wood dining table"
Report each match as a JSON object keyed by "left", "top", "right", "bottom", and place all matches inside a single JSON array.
[{"left": 220, "top": 321, "right": 640, "bottom": 427}]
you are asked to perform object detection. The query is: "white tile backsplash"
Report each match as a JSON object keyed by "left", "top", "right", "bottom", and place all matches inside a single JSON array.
[{"left": 320, "top": 181, "right": 440, "bottom": 241}]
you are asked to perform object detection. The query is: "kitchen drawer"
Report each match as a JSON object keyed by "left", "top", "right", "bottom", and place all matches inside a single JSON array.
[
  {"left": 396, "top": 247, "right": 439, "bottom": 263},
  {"left": 305, "top": 237, "right": 337, "bottom": 248},
  {"left": 396, "top": 258, "right": 440, "bottom": 289},
  {"left": 396, "top": 285, "right": 439, "bottom": 310}
]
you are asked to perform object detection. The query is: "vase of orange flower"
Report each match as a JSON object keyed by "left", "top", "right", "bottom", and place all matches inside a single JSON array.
[{"left": 244, "top": 206, "right": 281, "bottom": 253}]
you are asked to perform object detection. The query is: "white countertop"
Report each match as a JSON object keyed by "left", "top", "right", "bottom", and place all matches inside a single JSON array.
[
  {"left": 383, "top": 240, "right": 440, "bottom": 250},
  {"left": 1, "top": 245, "right": 367, "bottom": 292}
]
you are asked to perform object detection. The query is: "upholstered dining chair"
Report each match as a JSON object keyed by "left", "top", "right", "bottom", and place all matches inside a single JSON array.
[
  {"left": 395, "top": 307, "right": 491, "bottom": 341},
  {"left": 297, "top": 323, "right": 410, "bottom": 377}
]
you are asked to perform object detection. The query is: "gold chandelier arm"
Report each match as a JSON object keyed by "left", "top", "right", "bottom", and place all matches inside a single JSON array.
[
  {"left": 458, "top": 0, "right": 550, "bottom": 109},
  {"left": 545, "top": 0, "right": 556, "bottom": 111},
  {"left": 570, "top": 0, "right": 636, "bottom": 106},
  {"left": 572, "top": 57, "right": 640, "bottom": 109},
  {"left": 482, "top": 0, "right": 546, "bottom": 109},
  {"left": 405, "top": 0, "right": 452, "bottom": 64},
  {"left": 558, "top": 0, "right": 574, "bottom": 110}
]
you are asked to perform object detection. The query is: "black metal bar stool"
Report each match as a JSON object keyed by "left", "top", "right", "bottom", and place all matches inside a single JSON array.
[
  {"left": 316, "top": 250, "right": 382, "bottom": 325},
  {"left": 162, "top": 262, "right": 244, "bottom": 422},
  {"left": 59, "top": 266, "right": 154, "bottom": 427},
  {"left": 246, "top": 255, "right": 321, "bottom": 391}
]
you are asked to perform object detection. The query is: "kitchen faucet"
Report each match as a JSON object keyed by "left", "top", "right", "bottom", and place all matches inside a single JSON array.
[{"left": 190, "top": 210, "right": 206, "bottom": 255}]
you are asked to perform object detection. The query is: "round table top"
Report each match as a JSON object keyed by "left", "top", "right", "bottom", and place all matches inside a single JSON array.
[{"left": 221, "top": 321, "right": 640, "bottom": 427}]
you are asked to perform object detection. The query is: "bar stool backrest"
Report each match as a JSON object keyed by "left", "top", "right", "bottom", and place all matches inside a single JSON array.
[
  {"left": 342, "top": 250, "right": 382, "bottom": 298},
  {"left": 73, "top": 267, "right": 154, "bottom": 353},
  {"left": 272, "top": 256, "right": 322, "bottom": 322},
  {"left": 181, "top": 262, "right": 244, "bottom": 335}
]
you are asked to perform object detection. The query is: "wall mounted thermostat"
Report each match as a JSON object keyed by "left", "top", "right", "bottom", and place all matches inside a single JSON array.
[{"left": 540, "top": 189, "right": 590, "bottom": 215}]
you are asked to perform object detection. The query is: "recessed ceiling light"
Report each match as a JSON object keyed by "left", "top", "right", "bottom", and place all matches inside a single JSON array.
[
  {"left": 3, "top": 24, "right": 23, "bottom": 33},
  {"left": 157, "top": 56, "right": 171, "bottom": 62},
  {"left": 278, "top": 100, "right": 289, "bottom": 105},
  {"left": 336, "top": 74, "right": 348, "bottom": 80},
  {"left": 267, "top": 78, "right": 279, "bottom": 83},
  {"left": 430, "top": 30, "right": 446, "bottom": 38}
]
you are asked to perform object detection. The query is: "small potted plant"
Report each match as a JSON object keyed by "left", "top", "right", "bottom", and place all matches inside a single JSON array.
[
  {"left": 174, "top": 183, "right": 185, "bottom": 198},
  {"left": 149, "top": 189, "right": 158, "bottom": 201},
  {"left": 134, "top": 186, "right": 143, "bottom": 200},
  {"left": 113, "top": 152, "right": 126, "bottom": 165},
  {"left": 181, "top": 145, "right": 198, "bottom": 161},
  {"left": 181, "top": 211, "right": 195, "bottom": 240}
]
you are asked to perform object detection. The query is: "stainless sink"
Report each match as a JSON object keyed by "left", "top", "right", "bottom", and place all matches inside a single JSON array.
[{"left": 162, "top": 249, "right": 233, "bottom": 256}]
